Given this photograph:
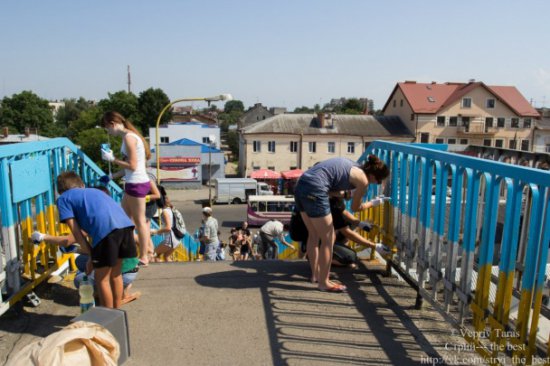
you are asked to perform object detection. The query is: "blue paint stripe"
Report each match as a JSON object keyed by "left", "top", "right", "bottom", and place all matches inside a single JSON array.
[{"left": 521, "top": 187, "right": 545, "bottom": 290}]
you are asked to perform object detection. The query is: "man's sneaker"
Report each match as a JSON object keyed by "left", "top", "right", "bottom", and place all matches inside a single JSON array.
[
  {"left": 31, "top": 231, "right": 45, "bottom": 244},
  {"left": 375, "top": 243, "right": 392, "bottom": 256}
]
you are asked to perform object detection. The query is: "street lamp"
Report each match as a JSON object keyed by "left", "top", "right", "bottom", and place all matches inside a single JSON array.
[
  {"left": 155, "top": 94, "right": 232, "bottom": 185},
  {"left": 208, "top": 134, "right": 216, "bottom": 207}
]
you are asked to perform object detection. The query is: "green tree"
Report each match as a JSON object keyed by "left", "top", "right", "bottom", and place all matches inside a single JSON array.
[
  {"left": 67, "top": 106, "right": 103, "bottom": 140},
  {"left": 223, "top": 100, "right": 244, "bottom": 114},
  {"left": 137, "top": 87, "right": 171, "bottom": 134},
  {"left": 341, "top": 98, "right": 365, "bottom": 114},
  {"left": 0, "top": 91, "right": 54, "bottom": 135},
  {"left": 98, "top": 91, "right": 140, "bottom": 130},
  {"left": 226, "top": 130, "right": 239, "bottom": 161},
  {"left": 218, "top": 111, "right": 242, "bottom": 132},
  {"left": 55, "top": 97, "right": 92, "bottom": 129},
  {"left": 74, "top": 127, "right": 119, "bottom": 173},
  {"left": 293, "top": 106, "right": 313, "bottom": 113}
]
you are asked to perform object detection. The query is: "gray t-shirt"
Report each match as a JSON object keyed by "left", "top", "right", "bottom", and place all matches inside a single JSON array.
[{"left": 300, "top": 157, "right": 359, "bottom": 192}]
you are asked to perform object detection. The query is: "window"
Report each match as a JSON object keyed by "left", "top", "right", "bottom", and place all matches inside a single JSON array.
[
  {"left": 392, "top": 100, "right": 396, "bottom": 107},
  {"left": 308, "top": 142, "right": 316, "bottom": 153},
  {"left": 160, "top": 136, "right": 169, "bottom": 143},
  {"left": 511, "top": 118, "right": 519, "bottom": 128},
  {"left": 327, "top": 142, "right": 335, "bottom": 153},
  {"left": 268, "top": 141, "right": 276, "bottom": 153},
  {"left": 497, "top": 117, "right": 505, "bottom": 127},
  {"left": 400, "top": 99, "right": 403, "bottom": 107},
  {"left": 347, "top": 142, "right": 355, "bottom": 154},
  {"left": 267, "top": 166, "right": 275, "bottom": 171},
  {"left": 509, "top": 140, "right": 517, "bottom": 150},
  {"left": 462, "top": 97, "right": 472, "bottom": 108},
  {"left": 290, "top": 141, "right": 298, "bottom": 153},
  {"left": 447, "top": 138, "right": 456, "bottom": 145},
  {"left": 461, "top": 117, "right": 470, "bottom": 132},
  {"left": 483, "top": 139, "right": 492, "bottom": 147},
  {"left": 460, "top": 139, "right": 468, "bottom": 145},
  {"left": 546, "top": 144, "right": 550, "bottom": 153},
  {"left": 523, "top": 118, "right": 532, "bottom": 128},
  {"left": 521, "top": 140, "right": 529, "bottom": 151},
  {"left": 495, "top": 139, "right": 504, "bottom": 148},
  {"left": 486, "top": 99, "right": 495, "bottom": 109},
  {"left": 420, "top": 133, "right": 430, "bottom": 143},
  {"left": 364, "top": 142, "right": 370, "bottom": 151},
  {"left": 435, "top": 138, "right": 445, "bottom": 144},
  {"left": 202, "top": 137, "right": 209, "bottom": 144},
  {"left": 449, "top": 117, "right": 458, "bottom": 126},
  {"left": 410, "top": 113, "right": 415, "bottom": 121},
  {"left": 436, "top": 116, "right": 445, "bottom": 127},
  {"left": 428, "top": 97, "right": 435, "bottom": 103},
  {"left": 485, "top": 117, "right": 494, "bottom": 128},
  {"left": 253, "top": 141, "right": 261, "bottom": 152}
]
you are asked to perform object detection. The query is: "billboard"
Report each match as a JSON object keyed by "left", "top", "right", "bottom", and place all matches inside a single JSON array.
[{"left": 150, "top": 157, "right": 201, "bottom": 182}]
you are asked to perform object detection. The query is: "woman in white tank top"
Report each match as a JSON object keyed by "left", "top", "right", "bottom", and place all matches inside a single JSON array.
[{"left": 102, "top": 111, "right": 152, "bottom": 266}]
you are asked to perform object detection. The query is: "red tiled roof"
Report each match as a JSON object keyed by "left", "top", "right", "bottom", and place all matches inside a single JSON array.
[{"left": 385, "top": 81, "right": 540, "bottom": 117}]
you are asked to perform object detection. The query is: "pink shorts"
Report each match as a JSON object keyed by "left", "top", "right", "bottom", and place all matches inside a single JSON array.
[{"left": 124, "top": 181, "right": 151, "bottom": 198}]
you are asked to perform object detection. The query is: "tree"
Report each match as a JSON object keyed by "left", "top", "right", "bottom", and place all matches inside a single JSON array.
[
  {"left": 67, "top": 106, "right": 103, "bottom": 140},
  {"left": 226, "top": 130, "right": 239, "bottom": 161},
  {"left": 223, "top": 100, "right": 244, "bottom": 114},
  {"left": 341, "top": 98, "right": 365, "bottom": 114},
  {"left": 55, "top": 97, "right": 92, "bottom": 129},
  {"left": 74, "top": 127, "right": 119, "bottom": 173},
  {"left": 293, "top": 106, "right": 313, "bottom": 113},
  {"left": 137, "top": 87, "right": 171, "bottom": 135},
  {"left": 98, "top": 91, "right": 140, "bottom": 130},
  {"left": 0, "top": 91, "right": 54, "bottom": 135}
]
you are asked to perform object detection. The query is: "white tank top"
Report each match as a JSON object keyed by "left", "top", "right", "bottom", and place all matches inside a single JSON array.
[{"left": 121, "top": 132, "right": 149, "bottom": 183}]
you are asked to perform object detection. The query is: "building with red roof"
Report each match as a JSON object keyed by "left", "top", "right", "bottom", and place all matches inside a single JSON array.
[{"left": 382, "top": 80, "right": 540, "bottom": 151}]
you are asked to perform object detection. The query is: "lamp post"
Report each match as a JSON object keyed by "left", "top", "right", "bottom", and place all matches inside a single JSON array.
[
  {"left": 208, "top": 134, "right": 216, "bottom": 207},
  {"left": 155, "top": 94, "right": 232, "bottom": 185}
]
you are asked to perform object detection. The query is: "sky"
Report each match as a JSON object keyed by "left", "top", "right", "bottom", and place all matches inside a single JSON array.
[{"left": 1, "top": 0, "right": 549, "bottom": 111}]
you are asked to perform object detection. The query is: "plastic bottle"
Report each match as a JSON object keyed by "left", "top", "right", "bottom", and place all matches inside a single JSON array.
[{"left": 79, "top": 275, "right": 95, "bottom": 313}]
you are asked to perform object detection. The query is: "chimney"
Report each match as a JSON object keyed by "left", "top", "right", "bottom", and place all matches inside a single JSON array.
[
  {"left": 24, "top": 127, "right": 30, "bottom": 137},
  {"left": 317, "top": 112, "right": 325, "bottom": 128},
  {"left": 2, "top": 127, "right": 8, "bottom": 138}
]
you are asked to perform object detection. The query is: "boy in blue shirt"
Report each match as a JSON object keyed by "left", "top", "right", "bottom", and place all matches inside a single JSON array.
[{"left": 56, "top": 171, "right": 136, "bottom": 308}]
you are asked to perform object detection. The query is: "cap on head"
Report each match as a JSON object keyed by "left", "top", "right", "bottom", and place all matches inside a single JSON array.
[{"left": 202, "top": 207, "right": 212, "bottom": 215}]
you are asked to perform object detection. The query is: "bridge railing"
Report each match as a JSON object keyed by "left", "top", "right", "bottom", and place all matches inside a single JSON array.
[
  {"left": 364, "top": 141, "right": 550, "bottom": 365},
  {"left": 0, "top": 138, "right": 126, "bottom": 315}
]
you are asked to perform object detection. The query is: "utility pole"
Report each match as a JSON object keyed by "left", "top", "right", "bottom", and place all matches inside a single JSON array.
[{"left": 127, "top": 65, "right": 131, "bottom": 93}]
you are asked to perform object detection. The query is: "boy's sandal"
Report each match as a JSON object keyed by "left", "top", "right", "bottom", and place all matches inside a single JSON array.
[{"left": 318, "top": 284, "right": 347, "bottom": 293}]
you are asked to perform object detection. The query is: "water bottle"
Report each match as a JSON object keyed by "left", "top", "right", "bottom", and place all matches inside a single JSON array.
[{"left": 79, "top": 275, "right": 95, "bottom": 313}]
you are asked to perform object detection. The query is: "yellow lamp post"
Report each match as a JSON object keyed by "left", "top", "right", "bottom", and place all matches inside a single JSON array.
[{"left": 155, "top": 94, "right": 232, "bottom": 185}]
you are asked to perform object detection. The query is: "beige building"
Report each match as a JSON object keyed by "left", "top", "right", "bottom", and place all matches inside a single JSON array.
[
  {"left": 382, "top": 81, "right": 540, "bottom": 151},
  {"left": 238, "top": 113, "right": 413, "bottom": 177}
]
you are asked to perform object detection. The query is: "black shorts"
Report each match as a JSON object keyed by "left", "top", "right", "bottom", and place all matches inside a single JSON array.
[{"left": 91, "top": 227, "right": 137, "bottom": 268}]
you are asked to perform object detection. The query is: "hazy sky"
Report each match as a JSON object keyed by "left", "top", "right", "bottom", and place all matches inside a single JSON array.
[{"left": 1, "top": 0, "right": 549, "bottom": 111}]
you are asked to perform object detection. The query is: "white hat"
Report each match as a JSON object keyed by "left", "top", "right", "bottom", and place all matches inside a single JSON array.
[{"left": 202, "top": 207, "right": 212, "bottom": 214}]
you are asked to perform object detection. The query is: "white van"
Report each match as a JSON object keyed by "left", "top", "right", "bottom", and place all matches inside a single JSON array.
[{"left": 214, "top": 178, "right": 273, "bottom": 204}]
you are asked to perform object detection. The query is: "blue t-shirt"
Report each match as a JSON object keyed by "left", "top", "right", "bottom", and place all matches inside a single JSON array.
[
  {"left": 300, "top": 158, "right": 360, "bottom": 192},
  {"left": 57, "top": 188, "right": 134, "bottom": 247}
]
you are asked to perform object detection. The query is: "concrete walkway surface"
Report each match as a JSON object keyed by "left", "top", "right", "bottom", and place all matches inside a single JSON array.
[{"left": 0, "top": 259, "right": 487, "bottom": 365}]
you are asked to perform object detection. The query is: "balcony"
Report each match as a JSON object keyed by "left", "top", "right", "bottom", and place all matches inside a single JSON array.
[{"left": 457, "top": 121, "right": 497, "bottom": 135}]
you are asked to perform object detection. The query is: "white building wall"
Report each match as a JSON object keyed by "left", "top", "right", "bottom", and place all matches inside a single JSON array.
[{"left": 149, "top": 122, "right": 221, "bottom": 149}]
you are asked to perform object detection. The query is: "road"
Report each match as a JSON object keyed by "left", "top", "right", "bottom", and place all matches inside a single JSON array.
[{"left": 166, "top": 186, "right": 251, "bottom": 242}]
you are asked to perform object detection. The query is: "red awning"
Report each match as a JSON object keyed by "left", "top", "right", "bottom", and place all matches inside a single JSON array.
[
  {"left": 250, "top": 169, "right": 281, "bottom": 179},
  {"left": 281, "top": 169, "right": 303, "bottom": 179}
]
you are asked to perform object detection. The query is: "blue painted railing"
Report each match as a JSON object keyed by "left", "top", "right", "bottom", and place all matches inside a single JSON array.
[
  {"left": 0, "top": 138, "right": 126, "bottom": 315},
  {"left": 363, "top": 141, "right": 550, "bottom": 365}
]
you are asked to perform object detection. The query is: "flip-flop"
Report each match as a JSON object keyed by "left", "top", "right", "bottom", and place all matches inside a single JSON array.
[
  {"left": 138, "top": 260, "right": 149, "bottom": 267},
  {"left": 318, "top": 284, "right": 347, "bottom": 293}
]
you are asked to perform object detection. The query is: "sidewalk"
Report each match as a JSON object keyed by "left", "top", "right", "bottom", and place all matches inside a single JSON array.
[{"left": 1, "top": 260, "right": 486, "bottom": 365}]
